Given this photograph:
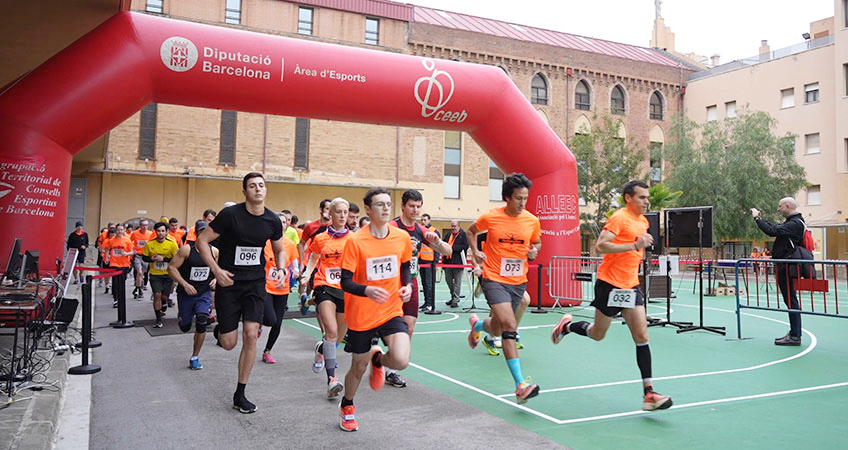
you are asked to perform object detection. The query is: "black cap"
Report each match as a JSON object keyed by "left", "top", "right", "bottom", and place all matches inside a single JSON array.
[{"left": 195, "top": 220, "right": 208, "bottom": 232}]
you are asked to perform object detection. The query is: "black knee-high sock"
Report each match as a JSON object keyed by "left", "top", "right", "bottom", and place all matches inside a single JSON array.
[
  {"left": 154, "top": 306, "right": 162, "bottom": 322},
  {"left": 568, "top": 321, "right": 592, "bottom": 336},
  {"left": 636, "top": 342, "right": 652, "bottom": 392}
]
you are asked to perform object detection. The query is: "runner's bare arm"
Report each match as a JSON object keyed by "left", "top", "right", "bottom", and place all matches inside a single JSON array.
[
  {"left": 527, "top": 238, "right": 542, "bottom": 261},
  {"left": 466, "top": 223, "right": 484, "bottom": 262},
  {"left": 271, "top": 237, "right": 287, "bottom": 283},
  {"left": 595, "top": 230, "right": 651, "bottom": 254},
  {"left": 301, "top": 253, "right": 320, "bottom": 283},
  {"left": 167, "top": 244, "right": 196, "bottom": 296},
  {"left": 195, "top": 226, "right": 233, "bottom": 286},
  {"left": 424, "top": 231, "right": 452, "bottom": 257}
]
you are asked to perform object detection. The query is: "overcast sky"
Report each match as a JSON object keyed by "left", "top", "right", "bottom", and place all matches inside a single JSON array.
[{"left": 409, "top": 0, "right": 835, "bottom": 64}]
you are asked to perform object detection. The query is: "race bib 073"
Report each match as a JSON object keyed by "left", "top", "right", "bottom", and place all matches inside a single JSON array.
[
  {"left": 500, "top": 258, "right": 524, "bottom": 277},
  {"left": 366, "top": 255, "right": 398, "bottom": 281},
  {"left": 607, "top": 289, "right": 637, "bottom": 308},
  {"left": 189, "top": 267, "right": 210, "bottom": 281},
  {"left": 234, "top": 246, "right": 261, "bottom": 266}
]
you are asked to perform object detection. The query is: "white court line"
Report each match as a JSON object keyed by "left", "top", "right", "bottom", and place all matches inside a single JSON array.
[
  {"left": 554, "top": 381, "right": 848, "bottom": 425},
  {"left": 498, "top": 305, "right": 817, "bottom": 397},
  {"left": 414, "top": 312, "right": 460, "bottom": 324},
  {"left": 291, "top": 304, "right": 831, "bottom": 426}
]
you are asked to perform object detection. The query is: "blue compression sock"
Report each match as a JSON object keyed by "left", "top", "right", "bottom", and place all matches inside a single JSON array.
[
  {"left": 506, "top": 358, "right": 524, "bottom": 387},
  {"left": 473, "top": 319, "right": 485, "bottom": 333}
]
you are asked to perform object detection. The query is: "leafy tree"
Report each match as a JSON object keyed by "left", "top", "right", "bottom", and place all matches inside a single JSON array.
[
  {"left": 572, "top": 114, "right": 645, "bottom": 236},
  {"left": 648, "top": 183, "right": 682, "bottom": 211},
  {"left": 663, "top": 110, "right": 806, "bottom": 241}
]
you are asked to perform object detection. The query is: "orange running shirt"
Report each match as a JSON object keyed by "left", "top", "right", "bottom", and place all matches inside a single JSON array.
[
  {"left": 310, "top": 232, "right": 350, "bottom": 289},
  {"left": 169, "top": 228, "right": 186, "bottom": 245},
  {"left": 341, "top": 226, "right": 412, "bottom": 331},
  {"left": 185, "top": 225, "right": 197, "bottom": 243},
  {"left": 264, "top": 237, "right": 298, "bottom": 295},
  {"left": 130, "top": 229, "right": 155, "bottom": 254},
  {"left": 104, "top": 236, "right": 134, "bottom": 268},
  {"left": 473, "top": 206, "right": 541, "bottom": 285},
  {"left": 597, "top": 208, "right": 649, "bottom": 289}
]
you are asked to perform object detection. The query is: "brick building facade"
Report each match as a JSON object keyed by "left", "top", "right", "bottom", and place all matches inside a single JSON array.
[{"left": 73, "top": 0, "right": 694, "bottom": 236}]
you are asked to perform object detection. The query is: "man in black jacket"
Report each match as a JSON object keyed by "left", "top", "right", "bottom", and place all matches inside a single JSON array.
[
  {"left": 443, "top": 220, "right": 469, "bottom": 308},
  {"left": 66, "top": 221, "right": 89, "bottom": 284},
  {"left": 751, "top": 197, "right": 805, "bottom": 346}
]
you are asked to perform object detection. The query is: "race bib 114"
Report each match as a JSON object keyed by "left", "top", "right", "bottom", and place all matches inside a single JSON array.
[{"left": 366, "top": 255, "right": 398, "bottom": 281}]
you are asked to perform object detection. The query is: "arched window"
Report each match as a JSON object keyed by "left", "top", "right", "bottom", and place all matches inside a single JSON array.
[
  {"left": 575, "top": 80, "right": 590, "bottom": 110},
  {"left": 611, "top": 85, "right": 626, "bottom": 115},
  {"left": 531, "top": 74, "right": 548, "bottom": 105},
  {"left": 650, "top": 91, "right": 664, "bottom": 120}
]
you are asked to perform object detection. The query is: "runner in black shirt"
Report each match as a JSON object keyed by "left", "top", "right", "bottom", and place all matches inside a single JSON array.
[
  {"left": 168, "top": 220, "right": 218, "bottom": 371},
  {"left": 196, "top": 172, "right": 286, "bottom": 414}
]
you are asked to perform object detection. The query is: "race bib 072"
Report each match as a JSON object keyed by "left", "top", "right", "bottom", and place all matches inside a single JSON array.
[
  {"left": 234, "top": 246, "right": 261, "bottom": 266},
  {"left": 366, "top": 255, "right": 398, "bottom": 281},
  {"left": 607, "top": 289, "right": 637, "bottom": 308},
  {"left": 189, "top": 267, "right": 210, "bottom": 281},
  {"left": 500, "top": 258, "right": 524, "bottom": 277}
]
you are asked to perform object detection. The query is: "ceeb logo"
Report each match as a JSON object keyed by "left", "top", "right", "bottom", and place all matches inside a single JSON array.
[
  {"left": 0, "top": 182, "right": 13, "bottom": 200},
  {"left": 414, "top": 59, "right": 467, "bottom": 123},
  {"left": 160, "top": 36, "right": 199, "bottom": 72}
]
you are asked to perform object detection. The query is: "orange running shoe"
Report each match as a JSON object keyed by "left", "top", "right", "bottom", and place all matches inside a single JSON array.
[
  {"left": 467, "top": 314, "right": 481, "bottom": 349},
  {"left": 368, "top": 346, "right": 385, "bottom": 391},
  {"left": 515, "top": 381, "right": 540, "bottom": 405},
  {"left": 338, "top": 402, "right": 359, "bottom": 432},
  {"left": 551, "top": 314, "right": 572, "bottom": 344},
  {"left": 642, "top": 391, "right": 673, "bottom": 411}
]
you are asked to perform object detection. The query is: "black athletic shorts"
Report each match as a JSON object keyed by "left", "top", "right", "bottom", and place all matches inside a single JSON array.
[
  {"left": 149, "top": 274, "right": 173, "bottom": 294},
  {"left": 313, "top": 285, "right": 345, "bottom": 313},
  {"left": 591, "top": 279, "right": 645, "bottom": 318},
  {"left": 344, "top": 316, "right": 408, "bottom": 354},
  {"left": 481, "top": 278, "right": 526, "bottom": 312},
  {"left": 216, "top": 279, "right": 266, "bottom": 333}
]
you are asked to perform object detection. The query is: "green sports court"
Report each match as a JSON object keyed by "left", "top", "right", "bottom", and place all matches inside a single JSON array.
[{"left": 286, "top": 276, "right": 848, "bottom": 449}]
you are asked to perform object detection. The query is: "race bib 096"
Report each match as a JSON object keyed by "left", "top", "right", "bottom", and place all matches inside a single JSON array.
[
  {"left": 234, "top": 246, "right": 261, "bottom": 266},
  {"left": 366, "top": 255, "right": 398, "bottom": 281}
]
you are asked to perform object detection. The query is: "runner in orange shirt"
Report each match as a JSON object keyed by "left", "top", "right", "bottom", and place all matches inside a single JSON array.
[
  {"left": 337, "top": 188, "right": 412, "bottom": 432},
  {"left": 260, "top": 212, "right": 299, "bottom": 365},
  {"left": 104, "top": 223, "right": 134, "bottom": 309},
  {"left": 300, "top": 198, "right": 353, "bottom": 399},
  {"left": 185, "top": 209, "right": 217, "bottom": 243},
  {"left": 466, "top": 173, "right": 542, "bottom": 404},
  {"left": 551, "top": 180, "right": 673, "bottom": 412},
  {"left": 130, "top": 219, "right": 156, "bottom": 299},
  {"left": 97, "top": 224, "right": 114, "bottom": 292},
  {"left": 169, "top": 217, "right": 186, "bottom": 246}
]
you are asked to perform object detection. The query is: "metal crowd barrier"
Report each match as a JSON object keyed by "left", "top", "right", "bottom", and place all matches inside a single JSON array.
[
  {"left": 547, "top": 256, "right": 602, "bottom": 307},
  {"left": 735, "top": 258, "right": 848, "bottom": 339}
]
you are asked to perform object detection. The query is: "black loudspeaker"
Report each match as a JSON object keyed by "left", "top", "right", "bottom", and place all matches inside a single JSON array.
[
  {"left": 55, "top": 298, "right": 79, "bottom": 324},
  {"left": 644, "top": 212, "right": 661, "bottom": 254},
  {"left": 24, "top": 250, "right": 39, "bottom": 278},
  {"left": 665, "top": 207, "right": 713, "bottom": 248}
]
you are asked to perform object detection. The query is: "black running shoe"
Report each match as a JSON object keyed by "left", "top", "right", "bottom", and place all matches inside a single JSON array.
[
  {"left": 233, "top": 396, "right": 257, "bottom": 414},
  {"left": 385, "top": 372, "right": 407, "bottom": 388}
]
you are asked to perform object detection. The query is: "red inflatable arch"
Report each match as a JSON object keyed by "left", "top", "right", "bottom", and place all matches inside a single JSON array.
[{"left": 0, "top": 12, "right": 578, "bottom": 305}]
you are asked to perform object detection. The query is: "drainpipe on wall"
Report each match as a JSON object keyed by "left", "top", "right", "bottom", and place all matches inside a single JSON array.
[
  {"left": 395, "top": 126, "right": 400, "bottom": 185},
  {"left": 565, "top": 67, "right": 572, "bottom": 144},
  {"left": 262, "top": 114, "right": 268, "bottom": 174}
]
